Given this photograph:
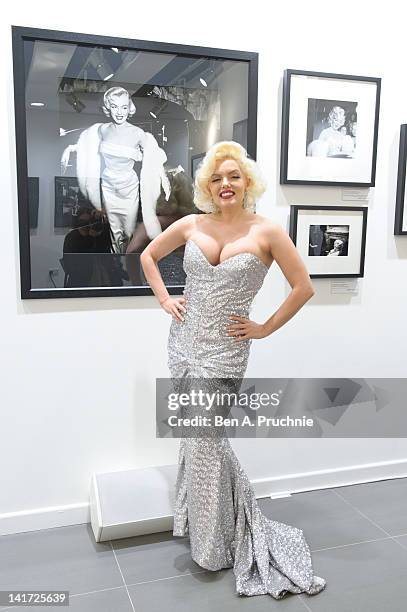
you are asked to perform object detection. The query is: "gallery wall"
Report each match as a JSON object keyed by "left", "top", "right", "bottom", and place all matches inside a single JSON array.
[{"left": 1, "top": 0, "right": 407, "bottom": 533}]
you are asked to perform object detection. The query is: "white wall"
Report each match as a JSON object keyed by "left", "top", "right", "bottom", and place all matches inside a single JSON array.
[{"left": 1, "top": 0, "right": 407, "bottom": 533}]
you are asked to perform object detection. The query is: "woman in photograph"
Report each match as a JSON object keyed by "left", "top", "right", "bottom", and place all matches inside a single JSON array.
[
  {"left": 307, "top": 105, "right": 354, "bottom": 157},
  {"left": 327, "top": 238, "right": 345, "bottom": 256},
  {"left": 140, "top": 141, "right": 326, "bottom": 601},
  {"left": 61, "top": 86, "right": 170, "bottom": 253}
]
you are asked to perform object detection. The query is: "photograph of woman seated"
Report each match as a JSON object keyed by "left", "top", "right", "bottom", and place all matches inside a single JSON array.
[{"left": 140, "top": 141, "right": 327, "bottom": 601}]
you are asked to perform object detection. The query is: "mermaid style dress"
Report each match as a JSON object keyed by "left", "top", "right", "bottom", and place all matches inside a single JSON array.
[
  {"left": 167, "top": 238, "right": 326, "bottom": 600},
  {"left": 99, "top": 141, "right": 141, "bottom": 253}
]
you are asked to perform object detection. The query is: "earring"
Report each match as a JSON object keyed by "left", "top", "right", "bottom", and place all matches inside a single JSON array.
[{"left": 243, "top": 192, "right": 255, "bottom": 212}]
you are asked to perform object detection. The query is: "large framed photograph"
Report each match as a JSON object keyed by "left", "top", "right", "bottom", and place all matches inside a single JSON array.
[
  {"left": 12, "top": 26, "right": 258, "bottom": 299},
  {"left": 280, "top": 69, "right": 381, "bottom": 186},
  {"left": 289, "top": 205, "right": 368, "bottom": 278},
  {"left": 394, "top": 124, "right": 407, "bottom": 235}
]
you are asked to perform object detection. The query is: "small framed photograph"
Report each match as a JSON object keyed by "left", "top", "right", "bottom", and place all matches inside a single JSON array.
[
  {"left": 289, "top": 205, "right": 368, "bottom": 278},
  {"left": 280, "top": 69, "right": 381, "bottom": 186},
  {"left": 394, "top": 124, "right": 407, "bottom": 235}
]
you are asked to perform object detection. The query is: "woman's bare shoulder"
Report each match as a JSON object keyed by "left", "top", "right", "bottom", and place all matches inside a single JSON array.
[
  {"left": 171, "top": 213, "right": 199, "bottom": 235},
  {"left": 99, "top": 122, "right": 109, "bottom": 136},
  {"left": 256, "top": 214, "right": 285, "bottom": 235},
  {"left": 128, "top": 124, "right": 147, "bottom": 140}
]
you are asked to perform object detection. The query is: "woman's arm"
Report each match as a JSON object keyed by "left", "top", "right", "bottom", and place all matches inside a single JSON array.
[
  {"left": 60, "top": 144, "right": 78, "bottom": 174},
  {"left": 140, "top": 214, "right": 195, "bottom": 320},
  {"left": 262, "top": 223, "right": 315, "bottom": 337}
]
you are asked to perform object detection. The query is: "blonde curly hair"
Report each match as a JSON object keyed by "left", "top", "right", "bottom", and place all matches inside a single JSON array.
[
  {"left": 102, "top": 87, "right": 136, "bottom": 118},
  {"left": 194, "top": 141, "right": 266, "bottom": 213}
]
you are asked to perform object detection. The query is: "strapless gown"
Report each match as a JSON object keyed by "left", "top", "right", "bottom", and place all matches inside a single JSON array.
[{"left": 167, "top": 238, "right": 326, "bottom": 600}]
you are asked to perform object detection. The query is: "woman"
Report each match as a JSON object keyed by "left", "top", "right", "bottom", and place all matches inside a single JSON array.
[
  {"left": 140, "top": 141, "right": 326, "bottom": 601},
  {"left": 307, "top": 105, "right": 354, "bottom": 158},
  {"left": 61, "top": 86, "right": 170, "bottom": 253},
  {"left": 327, "top": 238, "right": 345, "bottom": 256}
]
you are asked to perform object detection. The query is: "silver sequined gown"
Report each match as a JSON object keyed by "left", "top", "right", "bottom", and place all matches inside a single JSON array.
[{"left": 167, "top": 239, "right": 326, "bottom": 600}]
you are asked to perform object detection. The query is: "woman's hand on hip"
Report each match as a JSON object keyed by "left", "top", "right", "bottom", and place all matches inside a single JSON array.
[
  {"left": 226, "top": 314, "right": 268, "bottom": 340},
  {"left": 161, "top": 297, "right": 186, "bottom": 322}
]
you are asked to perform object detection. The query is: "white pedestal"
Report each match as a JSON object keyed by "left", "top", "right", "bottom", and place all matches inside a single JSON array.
[{"left": 90, "top": 464, "right": 178, "bottom": 542}]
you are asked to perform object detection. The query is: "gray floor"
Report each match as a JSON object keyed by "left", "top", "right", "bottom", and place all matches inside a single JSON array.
[{"left": 1, "top": 477, "right": 407, "bottom": 611}]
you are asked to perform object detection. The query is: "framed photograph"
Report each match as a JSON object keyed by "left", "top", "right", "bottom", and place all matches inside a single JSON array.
[
  {"left": 394, "top": 124, "right": 407, "bottom": 235},
  {"left": 280, "top": 69, "right": 381, "bottom": 186},
  {"left": 289, "top": 205, "right": 368, "bottom": 278},
  {"left": 12, "top": 26, "right": 258, "bottom": 299}
]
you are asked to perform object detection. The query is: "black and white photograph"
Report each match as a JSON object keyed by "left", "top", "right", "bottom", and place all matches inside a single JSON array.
[
  {"left": 280, "top": 69, "right": 380, "bottom": 186},
  {"left": 290, "top": 205, "right": 367, "bottom": 277},
  {"left": 12, "top": 26, "right": 258, "bottom": 299},
  {"left": 394, "top": 123, "right": 407, "bottom": 235},
  {"left": 306, "top": 99, "right": 357, "bottom": 159},
  {"left": 308, "top": 225, "right": 350, "bottom": 257}
]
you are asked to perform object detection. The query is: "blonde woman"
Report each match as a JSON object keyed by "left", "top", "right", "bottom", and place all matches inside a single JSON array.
[
  {"left": 61, "top": 86, "right": 170, "bottom": 253},
  {"left": 141, "top": 141, "right": 326, "bottom": 601}
]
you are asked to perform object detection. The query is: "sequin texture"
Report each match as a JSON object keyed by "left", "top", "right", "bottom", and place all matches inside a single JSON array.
[{"left": 167, "top": 238, "right": 326, "bottom": 600}]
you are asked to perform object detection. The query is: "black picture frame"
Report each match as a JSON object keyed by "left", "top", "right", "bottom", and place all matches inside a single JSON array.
[
  {"left": 394, "top": 124, "right": 407, "bottom": 235},
  {"left": 280, "top": 69, "right": 381, "bottom": 187},
  {"left": 12, "top": 25, "right": 259, "bottom": 299},
  {"left": 289, "top": 205, "right": 368, "bottom": 278}
]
